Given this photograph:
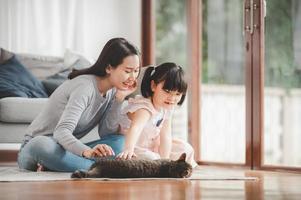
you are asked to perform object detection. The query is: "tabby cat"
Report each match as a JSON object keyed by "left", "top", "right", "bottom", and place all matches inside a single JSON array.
[{"left": 71, "top": 153, "right": 192, "bottom": 178}]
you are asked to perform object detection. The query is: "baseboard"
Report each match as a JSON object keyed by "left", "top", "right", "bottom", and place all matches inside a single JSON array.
[
  {"left": 0, "top": 143, "right": 21, "bottom": 150},
  {"left": 0, "top": 150, "right": 18, "bottom": 163}
]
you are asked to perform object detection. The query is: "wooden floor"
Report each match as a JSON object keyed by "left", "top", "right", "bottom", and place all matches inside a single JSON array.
[{"left": 1, "top": 164, "right": 301, "bottom": 200}]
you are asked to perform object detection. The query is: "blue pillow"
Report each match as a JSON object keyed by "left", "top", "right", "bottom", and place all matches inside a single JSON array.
[
  {"left": 0, "top": 56, "right": 48, "bottom": 98},
  {"left": 42, "top": 68, "right": 69, "bottom": 96}
]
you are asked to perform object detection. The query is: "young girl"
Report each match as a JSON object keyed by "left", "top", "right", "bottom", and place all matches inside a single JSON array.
[
  {"left": 18, "top": 38, "right": 141, "bottom": 172},
  {"left": 116, "top": 62, "right": 197, "bottom": 167}
]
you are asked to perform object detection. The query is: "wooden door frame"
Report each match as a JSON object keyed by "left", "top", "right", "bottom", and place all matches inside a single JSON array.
[
  {"left": 245, "top": 0, "right": 254, "bottom": 169},
  {"left": 250, "top": 0, "right": 264, "bottom": 170},
  {"left": 186, "top": 0, "right": 201, "bottom": 161},
  {"left": 141, "top": 0, "right": 155, "bottom": 66}
]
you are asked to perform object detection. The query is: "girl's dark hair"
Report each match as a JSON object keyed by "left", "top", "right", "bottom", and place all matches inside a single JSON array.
[
  {"left": 68, "top": 38, "right": 140, "bottom": 79},
  {"left": 141, "top": 62, "right": 187, "bottom": 105}
]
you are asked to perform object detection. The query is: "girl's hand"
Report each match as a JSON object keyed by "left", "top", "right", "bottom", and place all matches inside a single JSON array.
[
  {"left": 116, "top": 149, "right": 137, "bottom": 160},
  {"left": 115, "top": 80, "right": 137, "bottom": 101},
  {"left": 82, "top": 144, "right": 115, "bottom": 158}
]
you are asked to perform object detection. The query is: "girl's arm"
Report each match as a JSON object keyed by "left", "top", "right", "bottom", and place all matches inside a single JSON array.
[
  {"left": 159, "top": 118, "right": 172, "bottom": 159},
  {"left": 117, "top": 108, "right": 151, "bottom": 160}
]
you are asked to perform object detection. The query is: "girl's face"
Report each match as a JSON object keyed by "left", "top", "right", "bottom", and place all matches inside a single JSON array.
[
  {"left": 106, "top": 55, "right": 140, "bottom": 90},
  {"left": 151, "top": 81, "right": 183, "bottom": 110}
]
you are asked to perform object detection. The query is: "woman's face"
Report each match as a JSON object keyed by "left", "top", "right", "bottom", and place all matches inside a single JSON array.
[{"left": 107, "top": 55, "right": 140, "bottom": 90}]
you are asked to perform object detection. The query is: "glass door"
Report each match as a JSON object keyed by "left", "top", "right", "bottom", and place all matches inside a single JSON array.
[
  {"left": 155, "top": 0, "right": 189, "bottom": 142},
  {"left": 264, "top": 0, "right": 301, "bottom": 167},
  {"left": 154, "top": 0, "right": 301, "bottom": 171},
  {"left": 200, "top": 0, "right": 246, "bottom": 164}
]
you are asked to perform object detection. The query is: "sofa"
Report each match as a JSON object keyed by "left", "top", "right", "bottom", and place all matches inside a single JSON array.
[
  {"left": 0, "top": 48, "right": 99, "bottom": 162},
  {"left": 0, "top": 48, "right": 189, "bottom": 162}
]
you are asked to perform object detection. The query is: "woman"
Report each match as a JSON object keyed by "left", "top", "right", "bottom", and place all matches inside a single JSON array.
[{"left": 18, "top": 38, "right": 141, "bottom": 172}]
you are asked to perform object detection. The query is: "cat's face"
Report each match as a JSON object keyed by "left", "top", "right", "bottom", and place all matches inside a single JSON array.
[
  {"left": 169, "top": 153, "right": 193, "bottom": 178},
  {"left": 172, "top": 162, "right": 193, "bottom": 178}
]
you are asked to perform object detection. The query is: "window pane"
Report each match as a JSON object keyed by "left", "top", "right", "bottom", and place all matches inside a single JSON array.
[
  {"left": 155, "top": 0, "right": 188, "bottom": 141},
  {"left": 201, "top": 0, "right": 245, "bottom": 163},
  {"left": 264, "top": 0, "right": 301, "bottom": 167}
]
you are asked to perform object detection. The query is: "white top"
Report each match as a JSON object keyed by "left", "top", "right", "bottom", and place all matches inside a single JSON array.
[{"left": 119, "top": 95, "right": 172, "bottom": 151}]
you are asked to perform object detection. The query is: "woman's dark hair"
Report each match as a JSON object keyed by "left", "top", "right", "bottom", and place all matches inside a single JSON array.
[
  {"left": 141, "top": 62, "right": 187, "bottom": 105},
  {"left": 68, "top": 38, "right": 140, "bottom": 79}
]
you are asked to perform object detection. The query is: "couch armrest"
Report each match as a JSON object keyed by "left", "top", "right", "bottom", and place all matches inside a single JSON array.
[{"left": 0, "top": 97, "right": 48, "bottom": 123}]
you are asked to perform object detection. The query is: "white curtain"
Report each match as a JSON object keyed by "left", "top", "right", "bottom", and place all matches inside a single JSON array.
[
  {"left": 0, "top": 0, "right": 141, "bottom": 60},
  {"left": 0, "top": 0, "right": 84, "bottom": 56}
]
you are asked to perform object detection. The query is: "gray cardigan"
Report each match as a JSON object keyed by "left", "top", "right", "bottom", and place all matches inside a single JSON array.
[{"left": 26, "top": 75, "right": 122, "bottom": 156}]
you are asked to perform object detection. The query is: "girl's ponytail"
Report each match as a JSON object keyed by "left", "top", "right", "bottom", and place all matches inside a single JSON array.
[{"left": 141, "top": 66, "right": 155, "bottom": 97}]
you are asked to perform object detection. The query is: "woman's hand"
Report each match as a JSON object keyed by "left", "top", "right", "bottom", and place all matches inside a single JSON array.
[
  {"left": 82, "top": 144, "right": 115, "bottom": 158},
  {"left": 116, "top": 148, "right": 137, "bottom": 160},
  {"left": 115, "top": 80, "right": 137, "bottom": 102}
]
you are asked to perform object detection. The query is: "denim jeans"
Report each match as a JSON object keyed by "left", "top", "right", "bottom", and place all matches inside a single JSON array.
[{"left": 17, "top": 134, "right": 125, "bottom": 172}]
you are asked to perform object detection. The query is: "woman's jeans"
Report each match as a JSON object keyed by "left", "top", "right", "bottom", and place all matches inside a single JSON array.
[{"left": 17, "top": 134, "right": 125, "bottom": 172}]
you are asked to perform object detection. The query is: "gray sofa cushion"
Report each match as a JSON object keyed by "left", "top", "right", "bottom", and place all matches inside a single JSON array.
[
  {"left": 0, "top": 97, "right": 48, "bottom": 123},
  {"left": 15, "top": 53, "right": 65, "bottom": 80},
  {"left": 0, "top": 123, "right": 99, "bottom": 144},
  {"left": 16, "top": 50, "right": 91, "bottom": 80},
  {"left": 0, "top": 123, "right": 28, "bottom": 143}
]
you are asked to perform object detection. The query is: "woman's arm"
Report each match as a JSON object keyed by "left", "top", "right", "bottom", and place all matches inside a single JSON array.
[
  {"left": 98, "top": 96, "right": 124, "bottom": 135},
  {"left": 54, "top": 87, "right": 115, "bottom": 158},
  {"left": 98, "top": 82, "right": 137, "bottom": 135},
  {"left": 159, "top": 118, "right": 172, "bottom": 159},
  {"left": 53, "top": 86, "right": 92, "bottom": 156},
  {"left": 117, "top": 108, "right": 151, "bottom": 160}
]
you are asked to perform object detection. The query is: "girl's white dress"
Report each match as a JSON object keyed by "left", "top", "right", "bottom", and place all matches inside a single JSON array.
[{"left": 119, "top": 95, "right": 197, "bottom": 167}]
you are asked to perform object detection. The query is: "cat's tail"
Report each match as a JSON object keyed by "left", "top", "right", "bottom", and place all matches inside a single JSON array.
[{"left": 71, "top": 170, "right": 88, "bottom": 179}]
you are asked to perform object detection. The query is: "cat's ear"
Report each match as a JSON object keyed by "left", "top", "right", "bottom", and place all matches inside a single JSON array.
[{"left": 177, "top": 153, "right": 186, "bottom": 162}]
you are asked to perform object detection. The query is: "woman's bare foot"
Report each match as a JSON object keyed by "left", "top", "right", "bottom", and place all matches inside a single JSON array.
[{"left": 36, "top": 163, "right": 45, "bottom": 172}]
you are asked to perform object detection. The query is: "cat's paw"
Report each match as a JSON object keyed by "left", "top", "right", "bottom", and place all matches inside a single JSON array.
[{"left": 71, "top": 170, "right": 87, "bottom": 178}]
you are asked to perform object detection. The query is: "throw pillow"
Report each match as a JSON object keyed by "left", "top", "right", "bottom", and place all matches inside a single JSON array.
[
  {"left": 42, "top": 50, "right": 92, "bottom": 95},
  {"left": 0, "top": 56, "right": 48, "bottom": 98},
  {"left": 42, "top": 68, "right": 70, "bottom": 96},
  {"left": 0, "top": 48, "right": 14, "bottom": 64},
  {"left": 15, "top": 53, "right": 65, "bottom": 80},
  {"left": 64, "top": 49, "right": 91, "bottom": 69}
]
